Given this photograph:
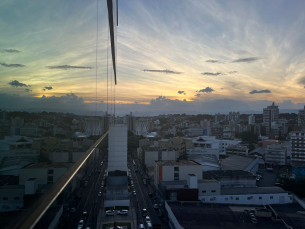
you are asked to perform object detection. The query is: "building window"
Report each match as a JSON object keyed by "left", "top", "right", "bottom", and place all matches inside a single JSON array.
[
  {"left": 225, "top": 198, "right": 228, "bottom": 201},
  {"left": 259, "top": 197, "right": 262, "bottom": 199},
  {"left": 236, "top": 197, "right": 239, "bottom": 200},
  {"left": 174, "top": 167, "right": 179, "bottom": 171},
  {"left": 174, "top": 173, "right": 179, "bottom": 180},
  {"left": 211, "top": 190, "right": 216, "bottom": 193},
  {"left": 270, "top": 196, "right": 273, "bottom": 199},
  {"left": 48, "top": 169, "right": 54, "bottom": 175},
  {"left": 3, "top": 197, "right": 8, "bottom": 200},
  {"left": 202, "top": 190, "right": 206, "bottom": 193},
  {"left": 47, "top": 176, "right": 53, "bottom": 183},
  {"left": 247, "top": 197, "right": 251, "bottom": 200},
  {"left": 14, "top": 197, "right": 20, "bottom": 200}
]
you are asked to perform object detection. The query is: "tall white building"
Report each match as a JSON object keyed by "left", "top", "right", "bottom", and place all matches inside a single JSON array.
[
  {"left": 263, "top": 102, "right": 279, "bottom": 136},
  {"left": 123, "top": 112, "right": 136, "bottom": 133},
  {"left": 248, "top": 114, "right": 255, "bottom": 125},
  {"left": 108, "top": 124, "right": 127, "bottom": 172},
  {"left": 298, "top": 106, "right": 305, "bottom": 130}
]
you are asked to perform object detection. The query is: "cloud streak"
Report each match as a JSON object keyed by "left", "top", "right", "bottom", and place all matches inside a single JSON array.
[
  {"left": 205, "top": 60, "right": 222, "bottom": 63},
  {"left": 0, "top": 62, "right": 25, "bottom": 67},
  {"left": 228, "top": 71, "right": 238, "bottom": 74},
  {"left": 178, "top": 90, "right": 186, "bottom": 95},
  {"left": 0, "top": 49, "right": 20, "bottom": 53},
  {"left": 197, "top": 87, "right": 215, "bottom": 93},
  {"left": 43, "top": 86, "right": 53, "bottom": 91},
  {"left": 231, "top": 57, "right": 261, "bottom": 63},
  {"left": 8, "top": 80, "right": 30, "bottom": 87},
  {"left": 142, "top": 69, "right": 182, "bottom": 74},
  {"left": 47, "top": 65, "right": 92, "bottom": 70},
  {"left": 25, "top": 88, "right": 32, "bottom": 92},
  {"left": 249, "top": 89, "right": 271, "bottom": 94},
  {"left": 201, "top": 72, "right": 222, "bottom": 76}
]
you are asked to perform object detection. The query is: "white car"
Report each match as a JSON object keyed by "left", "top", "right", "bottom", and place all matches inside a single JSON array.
[
  {"left": 78, "top": 220, "right": 84, "bottom": 227},
  {"left": 117, "top": 210, "right": 129, "bottom": 215},
  {"left": 133, "top": 191, "right": 136, "bottom": 196},
  {"left": 98, "top": 192, "right": 102, "bottom": 197},
  {"left": 105, "top": 210, "right": 114, "bottom": 216},
  {"left": 145, "top": 216, "right": 151, "bottom": 223}
]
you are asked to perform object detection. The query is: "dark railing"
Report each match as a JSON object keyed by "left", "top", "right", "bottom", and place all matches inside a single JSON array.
[{"left": 10, "top": 131, "right": 109, "bottom": 229}]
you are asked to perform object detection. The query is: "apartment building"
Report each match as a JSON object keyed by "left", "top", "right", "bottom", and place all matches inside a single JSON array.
[
  {"left": 265, "top": 144, "right": 287, "bottom": 166},
  {"left": 290, "top": 131, "right": 305, "bottom": 178}
]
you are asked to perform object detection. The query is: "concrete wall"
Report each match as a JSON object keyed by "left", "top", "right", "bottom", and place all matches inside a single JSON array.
[
  {"left": 198, "top": 181, "right": 221, "bottom": 196},
  {"left": 108, "top": 124, "right": 127, "bottom": 172},
  {"left": 199, "top": 193, "right": 293, "bottom": 205},
  {"left": 165, "top": 201, "right": 184, "bottom": 229},
  {"left": 0, "top": 186, "right": 24, "bottom": 212},
  {"left": 162, "top": 165, "right": 202, "bottom": 181}
]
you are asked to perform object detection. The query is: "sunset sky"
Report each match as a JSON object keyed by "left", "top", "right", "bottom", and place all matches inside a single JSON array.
[{"left": 1, "top": 0, "right": 305, "bottom": 115}]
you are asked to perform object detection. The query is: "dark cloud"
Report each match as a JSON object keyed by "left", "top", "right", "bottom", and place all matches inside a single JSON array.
[
  {"left": 0, "top": 62, "right": 25, "bottom": 67},
  {"left": 201, "top": 72, "right": 222, "bottom": 76},
  {"left": 232, "top": 57, "right": 261, "bottom": 63},
  {"left": 220, "top": 88, "right": 224, "bottom": 90},
  {"left": 197, "top": 87, "right": 215, "bottom": 93},
  {"left": 195, "top": 94, "right": 201, "bottom": 97},
  {"left": 0, "top": 49, "right": 20, "bottom": 53},
  {"left": 178, "top": 90, "right": 186, "bottom": 95},
  {"left": 8, "top": 80, "right": 30, "bottom": 87},
  {"left": 142, "top": 69, "right": 182, "bottom": 74},
  {"left": 25, "top": 89, "right": 32, "bottom": 92},
  {"left": 43, "top": 86, "right": 53, "bottom": 91},
  {"left": 249, "top": 89, "right": 271, "bottom": 94},
  {"left": 228, "top": 71, "right": 238, "bottom": 74},
  {"left": 47, "top": 65, "right": 92, "bottom": 70},
  {"left": 205, "top": 60, "right": 222, "bottom": 63},
  {"left": 297, "top": 76, "right": 305, "bottom": 85}
]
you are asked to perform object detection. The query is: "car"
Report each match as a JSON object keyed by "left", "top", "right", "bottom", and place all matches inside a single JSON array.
[
  {"left": 78, "top": 220, "right": 84, "bottom": 227},
  {"left": 153, "top": 204, "right": 159, "bottom": 209},
  {"left": 252, "top": 218, "right": 257, "bottom": 224},
  {"left": 138, "top": 224, "right": 145, "bottom": 229},
  {"left": 106, "top": 210, "right": 114, "bottom": 216},
  {"left": 70, "top": 207, "right": 76, "bottom": 213},
  {"left": 256, "top": 177, "right": 260, "bottom": 181},
  {"left": 98, "top": 192, "right": 102, "bottom": 197},
  {"left": 133, "top": 191, "right": 136, "bottom": 196},
  {"left": 251, "top": 215, "right": 256, "bottom": 219},
  {"left": 117, "top": 210, "right": 129, "bottom": 215},
  {"left": 142, "top": 208, "right": 148, "bottom": 217},
  {"left": 145, "top": 216, "right": 151, "bottom": 223},
  {"left": 148, "top": 193, "right": 152, "bottom": 197},
  {"left": 82, "top": 211, "right": 87, "bottom": 220},
  {"left": 147, "top": 222, "right": 152, "bottom": 229}
]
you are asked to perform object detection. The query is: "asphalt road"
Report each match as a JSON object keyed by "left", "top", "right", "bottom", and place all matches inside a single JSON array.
[
  {"left": 67, "top": 155, "right": 107, "bottom": 229},
  {"left": 129, "top": 159, "right": 164, "bottom": 228}
]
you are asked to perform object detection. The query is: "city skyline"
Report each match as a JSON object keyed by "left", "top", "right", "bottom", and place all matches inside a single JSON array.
[{"left": 1, "top": 0, "right": 305, "bottom": 114}]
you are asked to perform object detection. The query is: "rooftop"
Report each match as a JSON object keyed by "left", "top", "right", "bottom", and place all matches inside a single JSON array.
[
  {"left": 221, "top": 155, "right": 257, "bottom": 170},
  {"left": 155, "top": 160, "right": 201, "bottom": 166},
  {"left": 23, "top": 162, "right": 73, "bottom": 169},
  {"left": 203, "top": 170, "right": 255, "bottom": 179},
  {"left": 221, "top": 187, "right": 288, "bottom": 195},
  {"left": 167, "top": 202, "right": 287, "bottom": 229}
]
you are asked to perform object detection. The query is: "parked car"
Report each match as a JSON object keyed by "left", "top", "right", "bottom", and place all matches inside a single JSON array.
[
  {"left": 145, "top": 216, "right": 151, "bottom": 223},
  {"left": 70, "top": 207, "right": 76, "bottom": 213},
  {"left": 78, "top": 220, "right": 84, "bottom": 227},
  {"left": 82, "top": 211, "right": 88, "bottom": 220},
  {"left": 142, "top": 208, "right": 148, "bottom": 217},
  {"left": 153, "top": 204, "right": 159, "bottom": 209},
  {"left": 106, "top": 210, "right": 114, "bottom": 216},
  {"left": 148, "top": 193, "right": 152, "bottom": 197},
  {"left": 133, "top": 191, "right": 136, "bottom": 196},
  {"left": 117, "top": 210, "right": 129, "bottom": 215},
  {"left": 252, "top": 218, "right": 257, "bottom": 224},
  {"left": 98, "top": 192, "right": 102, "bottom": 197}
]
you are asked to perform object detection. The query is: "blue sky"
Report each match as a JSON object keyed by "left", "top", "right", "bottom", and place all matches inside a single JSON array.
[{"left": 1, "top": 0, "right": 305, "bottom": 115}]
